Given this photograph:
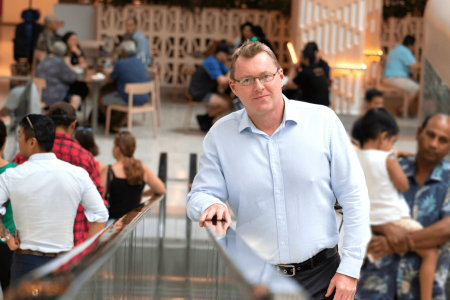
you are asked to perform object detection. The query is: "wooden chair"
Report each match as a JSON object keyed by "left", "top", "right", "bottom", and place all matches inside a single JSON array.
[
  {"left": 32, "top": 77, "right": 47, "bottom": 111},
  {"left": 31, "top": 49, "right": 46, "bottom": 76},
  {"left": 148, "top": 66, "right": 161, "bottom": 126},
  {"left": 182, "top": 65, "right": 210, "bottom": 132},
  {"left": 105, "top": 81, "right": 157, "bottom": 138}
]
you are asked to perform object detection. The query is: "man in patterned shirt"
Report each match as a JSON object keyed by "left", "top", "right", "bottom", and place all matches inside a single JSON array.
[
  {"left": 14, "top": 102, "right": 105, "bottom": 247},
  {"left": 356, "top": 114, "right": 450, "bottom": 300}
]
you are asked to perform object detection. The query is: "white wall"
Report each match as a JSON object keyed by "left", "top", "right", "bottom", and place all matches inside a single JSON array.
[{"left": 54, "top": 4, "right": 96, "bottom": 41}]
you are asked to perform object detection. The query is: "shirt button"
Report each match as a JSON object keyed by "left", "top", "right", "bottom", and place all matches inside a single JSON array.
[
  {"left": 270, "top": 139, "right": 273, "bottom": 142},
  {"left": 279, "top": 216, "right": 283, "bottom": 220},
  {"left": 281, "top": 242, "right": 285, "bottom": 245},
  {"left": 273, "top": 164, "right": 277, "bottom": 168},
  {"left": 276, "top": 190, "right": 280, "bottom": 194}
]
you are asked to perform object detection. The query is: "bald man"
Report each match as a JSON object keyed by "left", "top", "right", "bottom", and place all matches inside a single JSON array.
[{"left": 356, "top": 114, "right": 450, "bottom": 300}]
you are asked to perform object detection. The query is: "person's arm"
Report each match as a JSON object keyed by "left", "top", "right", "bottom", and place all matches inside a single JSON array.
[
  {"left": 142, "top": 163, "right": 166, "bottom": 195},
  {"left": 372, "top": 223, "right": 413, "bottom": 253},
  {"left": 99, "top": 165, "right": 108, "bottom": 198},
  {"left": 187, "top": 132, "right": 231, "bottom": 227},
  {"left": 87, "top": 156, "right": 106, "bottom": 203},
  {"left": 285, "top": 63, "right": 299, "bottom": 89},
  {"left": 410, "top": 216, "right": 450, "bottom": 249},
  {"left": 329, "top": 111, "right": 370, "bottom": 277},
  {"left": 386, "top": 154, "right": 409, "bottom": 193},
  {"left": 217, "top": 73, "right": 230, "bottom": 89},
  {"left": 59, "top": 59, "right": 77, "bottom": 84},
  {"left": 80, "top": 170, "right": 109, "bottom": 234}
]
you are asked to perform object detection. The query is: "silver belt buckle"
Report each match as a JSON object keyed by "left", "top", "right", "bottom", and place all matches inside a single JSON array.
[{"left": 277, "top": 264, "right": 295, "bottom": 276}]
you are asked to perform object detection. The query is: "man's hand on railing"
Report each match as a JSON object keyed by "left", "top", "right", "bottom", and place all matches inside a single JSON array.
[
  {"left": 204, "top": 220, "right": 230, "bottom": 236},
  {"left": 199, "top": 204, "right": 232, "bottom": 228}
]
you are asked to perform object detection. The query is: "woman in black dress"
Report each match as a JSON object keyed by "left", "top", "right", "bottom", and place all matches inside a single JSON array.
[
  {"left": 100, "top": 132, "right": 166, "bottom": 220},
  {"left": 62, "top": 31, "right": 89, "bottom": 102}
]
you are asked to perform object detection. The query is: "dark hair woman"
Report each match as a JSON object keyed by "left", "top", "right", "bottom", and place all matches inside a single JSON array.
[
  {"left": 74, "top": 127, "right": 104, "bottom": 173},
  {"left": 100, "top": 132, "right": 166, "bottom": 219}
]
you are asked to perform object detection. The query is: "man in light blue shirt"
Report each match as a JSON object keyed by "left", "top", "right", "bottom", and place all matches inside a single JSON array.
[
  {"left": 187, "top": 41, "right": 369, "bottom": 300},
  {"left": 125, "top": 17, "right": 152, "bottom": 66},
  {"left": 383, "top": 35, "right": 420, "bottom": 116}
]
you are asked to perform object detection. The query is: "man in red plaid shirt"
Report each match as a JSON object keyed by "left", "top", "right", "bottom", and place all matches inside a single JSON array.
[{"left": 14, "top": 103, "right": 105, "bottom": 246}]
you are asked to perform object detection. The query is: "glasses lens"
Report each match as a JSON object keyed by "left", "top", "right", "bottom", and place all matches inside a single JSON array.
[
  {"left": 260, "top": 74, "right": 274, "bottom": 83},
  {"left": 241, "top": 78, "right": 254, "bottom": 86}
]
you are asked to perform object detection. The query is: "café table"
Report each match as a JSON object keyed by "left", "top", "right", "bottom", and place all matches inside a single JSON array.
[{"left": 77, "top": 69, "right": 106, "bottom": 131}]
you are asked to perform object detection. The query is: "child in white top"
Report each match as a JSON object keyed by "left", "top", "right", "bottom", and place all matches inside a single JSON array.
[{"left": 357, "top": 108, "right": 438, "bottom": 300}]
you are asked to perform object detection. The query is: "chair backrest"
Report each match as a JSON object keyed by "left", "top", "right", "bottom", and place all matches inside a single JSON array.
[
  {"left": 125, "top": 81, "right": 155, "bottom": 109},
  {"left": 32, "top": 77, "right": 46, "bottom": 102},
  {"left": 125, "top": 81, "right": 155, "bottom": 95}
]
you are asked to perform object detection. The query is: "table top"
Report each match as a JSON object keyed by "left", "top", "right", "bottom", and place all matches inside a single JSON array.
[{"left": 77, "top": 69, "right": 107, "bottom": 83}]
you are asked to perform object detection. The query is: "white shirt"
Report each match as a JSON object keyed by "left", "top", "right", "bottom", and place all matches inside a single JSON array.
[
  {"left": 357, "top": 149, "right": 411, "bottom": 225},
  {"left": 187, "top": 97, "right": 369, "bottom": 279},
  {"left": 0, "top": 153, "right": 108, "bottom": 253}
]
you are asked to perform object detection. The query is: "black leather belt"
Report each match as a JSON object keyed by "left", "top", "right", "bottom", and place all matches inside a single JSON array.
[{"left": 276, "top": 245, "right": 338, "bottom": 276}]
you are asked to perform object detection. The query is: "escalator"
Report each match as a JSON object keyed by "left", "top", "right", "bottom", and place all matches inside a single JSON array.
[{"left": 5, "top": 153, "right": 310, "bottom": 300}]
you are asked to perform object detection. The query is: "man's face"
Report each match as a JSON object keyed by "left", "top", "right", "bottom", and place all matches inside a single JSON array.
[
  {"left": 366, "top": 96, "right": 384, "bottom": 110},
  {"left": 48, "top": 17, "right": 58, "bottom": 32},
  {"left": 125, "top": 20, "right": 137, "bottom": 35},
  {"left": 417, "top": 116, "right": 450, "bottom": 164},
  {"left": 216, "top": 51, "right": 228, "bottom": 63},
  {"left": 230, "top": 52, "right": 284, "bottom": 117},
  {"left": 18, "top": 127, "right": 33, "bottom": 158},
  {"left": 242, "top": 25, "right": 253, "bottom": 39}
]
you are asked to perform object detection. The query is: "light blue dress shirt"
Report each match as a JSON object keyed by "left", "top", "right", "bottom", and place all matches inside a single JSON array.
[
  {"left": 187, "top": 97, "right": 369, "bottom": 279},
  {"left": 384, "top": 44, "right": 416, "bottom": 78},
  {"left": 133, "top": 30, "right": 153, "bottom": 66}
]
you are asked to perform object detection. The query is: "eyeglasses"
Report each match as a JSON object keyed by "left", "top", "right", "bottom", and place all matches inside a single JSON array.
[
  {"left": 26, "top": 115, "right": 34, "bottom": 131},
  {"left": 234, "top": 71, "right": 279, "bottom": 86}
]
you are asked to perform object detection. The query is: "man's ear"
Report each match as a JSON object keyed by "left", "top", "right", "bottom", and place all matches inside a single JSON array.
[
  {"left": 229, "top": 80, "right": 236, "bottom": 94},
  {"left": 416, "top": 127, "right": 422, "bottom": 141},
  {"left": 71, "top": 120, "right": 77, "bottom": 130},
  {"left": 380, "top": 131, "right": 389, "bottom": 141}
]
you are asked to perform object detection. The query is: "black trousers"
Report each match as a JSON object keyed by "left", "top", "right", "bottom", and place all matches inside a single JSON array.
[
  {"left": 0, "top": 242, "right": 14, "bottom": 292},
  {"left": 292, "top": 252, "right": 340, "bottom": 300}
]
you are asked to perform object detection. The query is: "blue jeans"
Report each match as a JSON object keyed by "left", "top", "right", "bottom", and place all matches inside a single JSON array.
[{"left": 10, "top": 254, "right": 55, "bottom": 286}]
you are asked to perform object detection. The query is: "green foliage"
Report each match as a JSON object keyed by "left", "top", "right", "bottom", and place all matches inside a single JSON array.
[{"left": 108, "top": 0, "right": 291, "bottom": 16}]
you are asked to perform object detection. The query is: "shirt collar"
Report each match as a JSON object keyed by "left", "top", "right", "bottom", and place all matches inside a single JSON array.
[
  {"left": 55, "top": 132, "right": 75, "bottom": 142},
  {"left": 238, "top": 94, "right": 298, "bottom": 134},
  {"left": 402, "top": 155, "right": 445, "bottom": 183},
  {"left": 29, "top": 153, "right": 57, "bottom": 161}
]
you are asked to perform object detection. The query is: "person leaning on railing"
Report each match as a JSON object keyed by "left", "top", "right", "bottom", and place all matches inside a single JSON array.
[
  {"left": 0, "top": 115, "right": 108, "bottom": 286},
  {"left": 187, "top": 41, "right": 369, "bottom": 300}
]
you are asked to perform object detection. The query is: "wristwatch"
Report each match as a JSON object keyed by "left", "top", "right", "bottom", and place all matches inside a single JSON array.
[{"left": 0, "top": 232, "right": 11, "bottom": 242}]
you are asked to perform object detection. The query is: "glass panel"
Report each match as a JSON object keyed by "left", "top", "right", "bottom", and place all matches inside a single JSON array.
[
  {"left": 307, "top": 0, "right": 313, "bottom": 24},
  {"left": 324, "top": 23, "right": 330, "bottom": 53},
  {"left": 359, "top": 0, "right": 366, "bottom": 30},
  {"left": 351, "top": 3, "right": 357, "bottom": 27}
]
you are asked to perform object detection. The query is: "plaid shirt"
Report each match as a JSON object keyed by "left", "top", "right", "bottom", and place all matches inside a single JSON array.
[{"left": 13, "top": 132, "right": 105, "bottom": 247}]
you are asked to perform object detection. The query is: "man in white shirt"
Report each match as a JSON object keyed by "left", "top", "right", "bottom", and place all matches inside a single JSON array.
[
  {"left": 187, "top": 41, "right": 369, "bottom": 300},
  {"left": 0, "top": 114, "right": 108, "bottom": 285}
]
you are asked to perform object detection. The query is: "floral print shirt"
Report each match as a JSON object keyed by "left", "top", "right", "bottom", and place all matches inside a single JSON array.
[{"left": 356, "top": 156, "right": 450, "bottom": 300}]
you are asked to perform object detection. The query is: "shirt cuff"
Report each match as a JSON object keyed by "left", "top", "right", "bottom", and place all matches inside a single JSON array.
[
  {"left": 336, "top": 255, "right": 364, "bottom": 279},
  {"left": 84, "top": 210, "right": 109, "bottom": 223},
  {"left": 187, "top": 194, "right": 228, "bottom": 222}
]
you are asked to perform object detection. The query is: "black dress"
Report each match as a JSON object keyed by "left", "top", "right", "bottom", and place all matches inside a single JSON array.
[
  {"left": 68, "top": 48, "right": 89, "bottom": 100},
  {"left": 106, "top": 166, "right": 146, "bottom": 220}
]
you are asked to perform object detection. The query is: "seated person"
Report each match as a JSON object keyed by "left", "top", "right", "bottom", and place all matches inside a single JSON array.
[
  {"left": 100, "top": 131, "right": 166, "bottom": 220},
  {"left": 36, "top": 41, "right": 81, "bottom": 109},
  {"left": 287, "top": 46, "right": 329, "bottom": 106},
  {"left": 98, "top": 40, "right": 150, "bottom": 132},
  {"left": 356, "top": 113, "right": 450, "bottom": 300},
  {"left": 36, "top": 14, "right": 61, "bottom": 54},
  {"left": 351, "top": 89, "right": 384, "bottom": 147},
  {"left": 189, "top": 43, "right": 232, "bottom": 131},
  {"left": 383, "top": 35, "right": 420, "bottom": 115},
  {"left": 62, "top": 31, "right": 89, "bottom": 102},
  {"left": 232, "top": 22, "right": 254, "bottom": 48},
  {"left": 125, "top": 17, "right": 153, "bottom": 67},
  {"left": 0, "top": 64, "right": 41, "bottom": 121}
]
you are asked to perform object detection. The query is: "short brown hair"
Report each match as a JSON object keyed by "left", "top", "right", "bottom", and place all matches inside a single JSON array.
[{"left": 230, "top": 41, "right": 281, "bottom": 80}]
